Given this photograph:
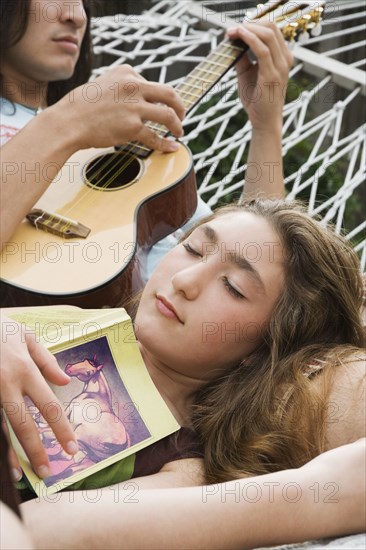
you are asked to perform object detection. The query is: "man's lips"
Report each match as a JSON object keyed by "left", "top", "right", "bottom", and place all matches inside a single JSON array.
[
  {"left": 53, "top": 35, "right": 79, "bottom": 51},
  {"left": 53, "top": 35, "right": 79, "bottom": 45},
  {"left": 156, "top": 295, "right": 183, "bottom": 323}
]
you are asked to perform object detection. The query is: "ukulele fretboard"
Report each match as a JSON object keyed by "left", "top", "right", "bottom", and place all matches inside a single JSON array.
[{"left": 119, "top": 38, "right": 247, "bottom": 158}]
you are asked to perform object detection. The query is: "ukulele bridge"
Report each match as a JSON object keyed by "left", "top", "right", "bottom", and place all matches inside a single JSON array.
[{"left": 26, "top": 209, "right": 91, "bottom": 239}]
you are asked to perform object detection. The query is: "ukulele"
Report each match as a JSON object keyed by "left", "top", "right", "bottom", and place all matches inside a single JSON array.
[{"left": 0, "top": 0, "right": 324, "bottom": 308}]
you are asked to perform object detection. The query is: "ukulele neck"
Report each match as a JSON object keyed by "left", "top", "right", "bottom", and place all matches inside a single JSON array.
[{"left": 119, "top": 38, "right": 247, "bottom": 159}]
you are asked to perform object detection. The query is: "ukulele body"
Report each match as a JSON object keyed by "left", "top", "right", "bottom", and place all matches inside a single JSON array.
[
  {"left": 0, "top": 0, "right": 325, "bottom": 308},
  {"left": 0, "top": 142, "right": 197, "bottom": 308}
]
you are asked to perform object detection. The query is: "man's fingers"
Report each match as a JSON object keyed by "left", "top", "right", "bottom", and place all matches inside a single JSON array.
[
  {"left": 135, "top": 125, "right": 180, "bottom": 153},
  {"left": 140, "top": 103, "right": 184, "bottom": 138},
  {"left": 227, "top": 22, "right": 292, "bottom": 77},
  {"left": 143, "top": 82, "right": 186, "bottom": 121}
]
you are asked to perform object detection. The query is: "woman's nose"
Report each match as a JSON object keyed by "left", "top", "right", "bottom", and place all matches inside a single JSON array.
[{"left": 171, "top": 264, "right": 203, "bottom": 300}]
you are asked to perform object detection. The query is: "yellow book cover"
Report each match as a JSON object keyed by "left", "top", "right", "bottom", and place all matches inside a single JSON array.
[{"left": 4, "top": 306, "right": 180, "bottom": 496}]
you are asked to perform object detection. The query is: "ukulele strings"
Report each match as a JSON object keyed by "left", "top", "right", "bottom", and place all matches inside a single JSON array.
[
  {"left": 44, "top": 1, "right": 276, "bottom": 233},
  {"left": 77, "top": 40, "right": 243, "bottom": 193},
  {"left": 49, "top": 39, "right": 246, "bottom": 235},
  {"left": 66, "top": 1, "right": 321, "bottom": 209},
  {"left": 47, "top": 2, "right": 317, "bottom": 235},
  {"left": 74, "top": 39, "right": 243, "bottom": 196}
]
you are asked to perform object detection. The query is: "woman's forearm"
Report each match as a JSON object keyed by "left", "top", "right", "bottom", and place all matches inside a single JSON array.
[{"left": 22, "top": 440, "right": 365, "bottom": 550}]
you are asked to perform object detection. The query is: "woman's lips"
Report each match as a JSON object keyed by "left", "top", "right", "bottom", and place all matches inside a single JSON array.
[{"left": 155, "top": 296, "right": 183, "bottom": 323}]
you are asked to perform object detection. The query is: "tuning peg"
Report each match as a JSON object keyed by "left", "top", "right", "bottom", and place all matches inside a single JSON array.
[
  {"left": 283, "top": 22, "right": 298, "bottom": 43},
  {"left": 313, "top": 6, "right": 325, "bottom": 22},
  {"left": 298, "top": 30, "right": 310, "bottom": 43},
  {"left": 311, "top": 23, "right": 322, "bottom": 37},
  {"left": 311, "top": 6, "right": 324, "bottom": 36}
]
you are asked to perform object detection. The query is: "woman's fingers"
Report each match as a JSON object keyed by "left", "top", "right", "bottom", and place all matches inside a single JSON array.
[
  {"left": 19, "top": 360, "right": 78, "bottom": 475},
  {"left": 1, "top": 414, "right": 22, "bottom": 481},
  {"left": 25, "top": 333, "right": 69, "bottom": 386},
  {"left": 26, "top": 335, "right": 79, "bottom": 460},
  {"left": 0, "top": 326, "right": 78, "bottom": 478},
  {"left": 2, "top": 390, "right": 51, "bottom": 479},
  {"left": 5, "top": 380, "right": 77, "bottom": 480}
]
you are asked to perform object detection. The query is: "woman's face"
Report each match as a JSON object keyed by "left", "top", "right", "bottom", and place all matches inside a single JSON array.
[{"left": 135, "top": 212, "right": 285, "bottom": 381}]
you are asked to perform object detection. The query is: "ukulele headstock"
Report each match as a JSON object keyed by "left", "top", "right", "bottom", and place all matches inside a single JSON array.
[{"left": 246, "top": 1, "right": 326, "bottom": 44}]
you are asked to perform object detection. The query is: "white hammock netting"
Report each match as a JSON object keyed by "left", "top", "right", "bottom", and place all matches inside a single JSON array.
[{"left": 91, "top": 0, "right": 366, "bottom": 269}]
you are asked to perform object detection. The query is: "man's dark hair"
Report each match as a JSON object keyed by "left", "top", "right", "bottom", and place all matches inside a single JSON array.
[{"left": 0, "top": 0, "right": 93, "bottom": 105}]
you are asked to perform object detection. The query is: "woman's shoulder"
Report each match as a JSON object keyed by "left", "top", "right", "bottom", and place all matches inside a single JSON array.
[
  {"left": 330, "top": 350, "right": 366, "bottom": 374},
  {"left": 321, "top": 350, "right": 365, "bottom": 450},
  {"left": 305, "top": 349, "right": 365, "bottom": 380}
]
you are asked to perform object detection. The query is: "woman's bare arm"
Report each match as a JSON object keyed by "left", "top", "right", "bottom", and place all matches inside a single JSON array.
[
  {"left": 322, "top": 357, "right": 366, "bottom": 449},
  {"left": 21, "top": 439, "right": 366, "bottom": 550}
]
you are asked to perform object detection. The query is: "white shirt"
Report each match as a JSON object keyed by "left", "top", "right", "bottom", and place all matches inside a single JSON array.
[{"left": 0, "top": 98, "right": 38, "bottom": 146}]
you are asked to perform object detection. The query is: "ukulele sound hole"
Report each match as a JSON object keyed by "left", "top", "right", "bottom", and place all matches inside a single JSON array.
[{"left": 85, "top": 152, "right": 143, "bottom": 190}]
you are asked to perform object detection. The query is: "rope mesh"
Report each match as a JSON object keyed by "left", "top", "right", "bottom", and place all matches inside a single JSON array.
[{"left": 91, "top": 0, "right": 366, "bottom": 268}]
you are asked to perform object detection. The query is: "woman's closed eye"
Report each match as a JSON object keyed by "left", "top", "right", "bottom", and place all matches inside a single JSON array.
[
  {"left": 183, "top": 242, "right": 202, "bottom": 257},
  {"left": 183, "top": 242, "right": 246, "bottom": 299},
  {"left": 222, "top": 276, "right": 246, "bottom": 300}
]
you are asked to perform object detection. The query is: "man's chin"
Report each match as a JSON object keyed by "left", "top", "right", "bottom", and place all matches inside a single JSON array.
[
  {"left": 48, "top": 68, "right": 77, "bottom": 82},
  {"left": 46, "top": 58, "right": 80, "bottom": 82}
]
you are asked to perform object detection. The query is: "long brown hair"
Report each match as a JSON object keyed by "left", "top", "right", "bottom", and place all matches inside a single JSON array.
[
  {"left": 191, "top": 199, "right": 365, "bottom": 482},
  {"left": 0, "top": 0, "right": 93, "bottom": 106}
]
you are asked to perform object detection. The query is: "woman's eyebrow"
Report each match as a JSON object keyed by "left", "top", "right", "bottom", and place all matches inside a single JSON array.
[
  {"left": 201, "top": 224, "right": 267, "bottom": 294},
  {"left": 201, "top": 224, "right": 217, "bottom": 243}
]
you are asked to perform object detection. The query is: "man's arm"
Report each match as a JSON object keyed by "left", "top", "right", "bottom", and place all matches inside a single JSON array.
[{"left": 228, "top": 22, "right": 293, "bottom": 199}]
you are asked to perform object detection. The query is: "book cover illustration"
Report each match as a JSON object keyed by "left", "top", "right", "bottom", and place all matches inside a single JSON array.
[
  {"left": 5, "top": 307, "right": 180, "bottom": 495},
  {"left": 30, "top": 336, "right": 150, "bottom": 488}
]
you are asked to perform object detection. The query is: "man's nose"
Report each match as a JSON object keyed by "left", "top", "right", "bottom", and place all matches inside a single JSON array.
[{"left": 59, "top": 0, "right": 87, "bottom": 29}]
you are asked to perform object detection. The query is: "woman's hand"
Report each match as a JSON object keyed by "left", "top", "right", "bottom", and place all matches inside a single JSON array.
[
  {"left": 0, "top": 316, "right": 78, "bottom": 480},
  {"left": 227, "top": 21, "right": 293, "bottom": 132}
]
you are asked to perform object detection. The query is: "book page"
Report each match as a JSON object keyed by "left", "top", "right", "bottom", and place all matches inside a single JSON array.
[{"left": 4, "top": 306, "right": 125, "bottom": 346}]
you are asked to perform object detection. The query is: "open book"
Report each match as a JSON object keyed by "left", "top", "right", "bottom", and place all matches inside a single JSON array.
[{"left": 5, "top": 307, "right": 180, "bottom": 496}]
